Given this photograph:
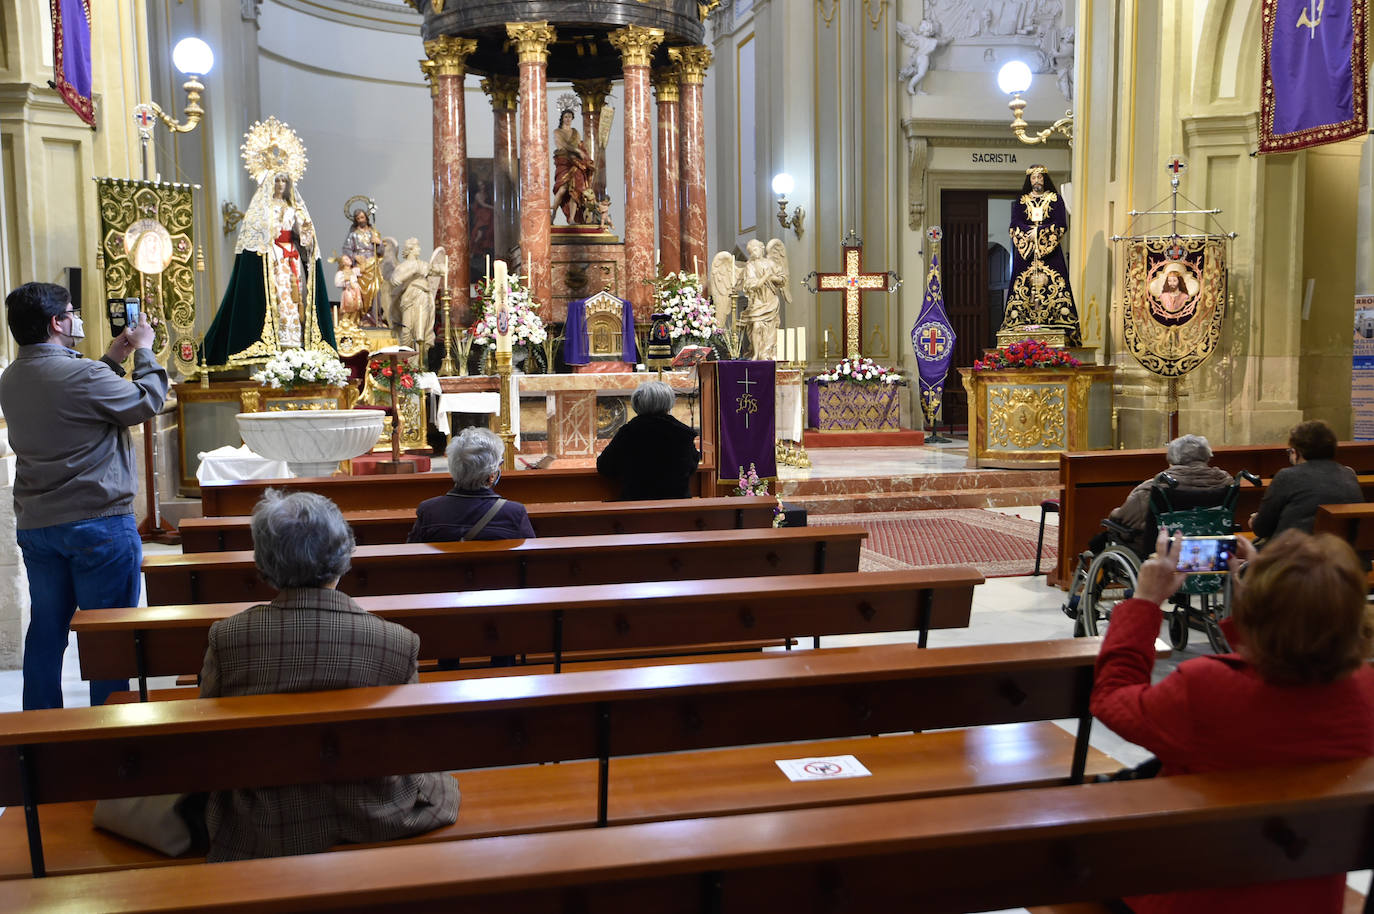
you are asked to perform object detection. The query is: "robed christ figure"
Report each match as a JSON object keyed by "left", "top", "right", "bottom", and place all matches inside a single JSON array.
[{"left": 1001, "top": 165, "right": 1081, "bottom": 346}]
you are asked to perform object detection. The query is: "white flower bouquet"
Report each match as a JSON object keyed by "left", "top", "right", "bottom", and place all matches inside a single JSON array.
[
  {"left": 651, "top": 271, "right": 716, "bottom": 343},
  {"left": 250, "top": 347, "right": 351, "bottom": 391},
  {"left": 814, "top": 356, "right": 907, "bottom": 386},
  {"left": 471, "top": 274, "right": 548, "bottom": 348}
]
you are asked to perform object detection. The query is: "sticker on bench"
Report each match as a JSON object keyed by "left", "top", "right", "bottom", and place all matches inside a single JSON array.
[{"left": 775, "top": 755, "right": 872, "bottom": 781}]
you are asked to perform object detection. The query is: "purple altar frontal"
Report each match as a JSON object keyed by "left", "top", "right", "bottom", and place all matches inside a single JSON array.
[{"left": 807, "top": 379, "right": 902, "bottom": 431}]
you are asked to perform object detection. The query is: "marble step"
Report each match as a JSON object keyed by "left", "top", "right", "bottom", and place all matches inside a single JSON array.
[{"left": 784, "top": 485, "right": 1061, "bottom": 515}]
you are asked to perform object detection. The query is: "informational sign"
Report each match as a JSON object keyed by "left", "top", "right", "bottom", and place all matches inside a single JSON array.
[
  {"left": 1354, "top": 295, "right": 1374, "bottom": 440},
  {"left": 775, "top": 754, "right": 872, "bottom": 782}
]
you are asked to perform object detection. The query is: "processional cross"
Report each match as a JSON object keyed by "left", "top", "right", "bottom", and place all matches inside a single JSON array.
[{"left": 804, "top": 230, "right": 901, "bottom": 359}]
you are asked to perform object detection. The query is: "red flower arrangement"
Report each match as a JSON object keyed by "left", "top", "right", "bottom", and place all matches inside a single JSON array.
[
  {"left": 368, "top": 358, "right": 420, "bottom": 396},
  {"left": 973, "top": 339, "right": 1080, "bottom": 371}
]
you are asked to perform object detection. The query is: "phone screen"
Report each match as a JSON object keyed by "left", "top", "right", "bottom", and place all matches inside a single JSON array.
[
  {"left": 1176, "top": 535, "right": 1236, "bottom": 574},
  {"left": 125, "top": 298, "right": 141, "bottom": 327}
]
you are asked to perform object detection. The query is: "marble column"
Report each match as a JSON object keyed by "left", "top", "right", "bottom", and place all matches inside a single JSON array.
[
  {"left": 423, "top": 36, "right": 477, "bottom": 325},
  {"left": 609, "top": 25, "right": 664, "bottom": 319},
  {"left": 482, "top": 75, "right": 520, "bottom": 269},
  {"left": 571, "top": 79, "right": 612, "bottom": 204},
  {"left": 652, "top": 67, "right": 682, "bottom": 276},
  {"left": 507, "top": 21, "right": 557, "bottom": 317},
  {"left": 670, "top": 45, "right": 712, "bottom": 277}
]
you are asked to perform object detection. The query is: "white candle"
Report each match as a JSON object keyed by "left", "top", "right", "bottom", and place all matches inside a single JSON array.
[
  {"left": 486, "top": 254, "right": 491, "bottom": 284},
  {"left": 494, "top": 259, "right": 512, "bottom": 355},
  {"left": 655, "top": 246, "right": 660, "bottom": 268},
  {"left": 788, "top": 328, "right": 797, "bottom": 363},
  {"left": 797, "top": 327, "right": 807, "bottom": 364},
  {"left": 693, "top": 256, "right": 699, "bottom": 276},
  {"left": 781, "top": 329, "right": 791, "bottom": 363},
  {"left": 526, "top": 259, "right": 532, "bottom": 290}
]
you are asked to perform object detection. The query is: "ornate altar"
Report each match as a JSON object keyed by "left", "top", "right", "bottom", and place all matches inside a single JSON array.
[
  {"left": 359, "top": 370, "right": 428, "bottom": 453},
  {"left": 959, "top": 365, "right": 1115, "bottom": 469},
  {"left": 564, "top": 289, "right": 636, "bottom": 370},
  {"left": 807, "top": 380, "right": 902, "bottom": 431}
]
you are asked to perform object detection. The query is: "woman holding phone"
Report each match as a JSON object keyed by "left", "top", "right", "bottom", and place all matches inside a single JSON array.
[{"left": 1092, "top": 528, "right": 1374, "bottom": 913}]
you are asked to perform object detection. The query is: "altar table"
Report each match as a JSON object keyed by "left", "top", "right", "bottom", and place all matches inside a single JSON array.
[{"left": 806, "top": 379, "right": 902, "bottom": 431}]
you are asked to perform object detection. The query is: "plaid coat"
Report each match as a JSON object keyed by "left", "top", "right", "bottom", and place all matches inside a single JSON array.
[{"left": 199, "top": 588, "right": 460, "bottom": 861}]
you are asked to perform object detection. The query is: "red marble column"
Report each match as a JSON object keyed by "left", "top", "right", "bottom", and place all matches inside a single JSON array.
[
  {"left": 507, "top": 21, "right": 557, "bottom": 318},
  {"left": 671, "top": 46, "right": 712, "bottom": 277},
  {"left": 424, "top": 37, "right": 477, "bottom": 325},
  {"left": 571, "top": 79, "right": 612, "bottom": 203},
  {"left": 652, "top": 68, "right": 682, "bottom": 276},
  {"left": 482, "top": 75, "right": 520, "bottom": 268},
  {"left": 610, "top": 25, "right": 664, "bottom": 320}
]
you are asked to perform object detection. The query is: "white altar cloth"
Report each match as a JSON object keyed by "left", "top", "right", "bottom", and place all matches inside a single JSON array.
[
  {"left": 432, "top": 376, "right": 521, "bottom": 445},
  {"left": 196, "top": 445, "right": 291, "bottom": 484}
]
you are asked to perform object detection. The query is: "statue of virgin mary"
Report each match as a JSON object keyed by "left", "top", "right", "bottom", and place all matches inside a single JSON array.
[{"left": 201, "top": 117, "right": 336, "bottom": 369}]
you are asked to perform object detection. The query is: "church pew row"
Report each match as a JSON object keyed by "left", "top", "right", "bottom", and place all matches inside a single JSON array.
[
  {"left": 4, "top": 757, "right": 1371, "bottom": 913},
  {"left": 141, "top": 526, "right": 867, "bottom": 605},
  {"left": 198, "top": 464, "right": 718, "bottom": 516},
  {"left": 1314, "top": 502, "right": 1374, "bottom": 551},
  {"left": 178, "top": 495, "right": 782, "bottom": 552},
  {"left": 0, "top": 639, "right": 1114, "bottom": 881},
  {"left": 1055, "top": 441, "right": 1374, "bottom": 583},
  {"left": 75, "top": 568, "right": 983, "bottom": 698}
]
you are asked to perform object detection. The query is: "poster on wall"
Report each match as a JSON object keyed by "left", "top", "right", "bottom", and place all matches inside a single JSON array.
[{"left": 1354, "top": 294, "right": 1374, "bottom": 440}]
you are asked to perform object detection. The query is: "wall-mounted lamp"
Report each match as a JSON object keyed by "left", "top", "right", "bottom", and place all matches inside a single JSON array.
[
  {"left": 139, "top": 37, "right": 214, "bottom": 135},
  {"left": 997, "top": 60, "right": 1073, "bottom": 146},
  {"left": 771, "top": 172, "right": 805, "bottom": 240}
]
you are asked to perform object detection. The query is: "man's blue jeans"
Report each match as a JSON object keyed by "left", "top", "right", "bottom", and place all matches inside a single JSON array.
[{"left": 17, "top": 514, "right": 138, "bottom": 709}]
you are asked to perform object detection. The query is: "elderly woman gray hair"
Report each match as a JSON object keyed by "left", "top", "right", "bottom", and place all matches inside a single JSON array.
[
  {"left": 1166, "top": 434, "right": 1212, "bottom": 467},
  {"left": 250, "top": 489, "right": 354, "bottom": 589},
  {"left": 446, "top": 427, "right": 504, "bottom": 490},
  {"left": 631, "top": 380, "right": 675, "bottom": 416}
]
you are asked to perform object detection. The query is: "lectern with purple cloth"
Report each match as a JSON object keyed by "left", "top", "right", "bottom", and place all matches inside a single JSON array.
[
  {"left": 716, "top": 361, "right": 776, "bottom": 483},
  {"left": 564, "top": 290, "right": 636, "bottom": 370}
]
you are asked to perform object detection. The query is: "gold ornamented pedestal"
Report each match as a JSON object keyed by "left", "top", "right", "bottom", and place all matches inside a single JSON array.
[
  {"left": 959, "top": 365, "right": 1115, "bottom": 469},
  {"left": 995, "top": 325, "right": 1070, "bottom": 348}
]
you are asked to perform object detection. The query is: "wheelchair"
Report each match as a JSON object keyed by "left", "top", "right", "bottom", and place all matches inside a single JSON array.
[{"left": 1063, "top": 469, "right": 1259, "bottom": 652}]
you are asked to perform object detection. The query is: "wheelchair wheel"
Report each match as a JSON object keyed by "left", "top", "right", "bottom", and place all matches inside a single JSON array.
[
  {"left": 1080, "top": 549, "right": 1140, "bottom": 637},
  {"left": 1062, "top": 552, "right": 1092, "bottom": 637},
  {"left": 1200, "top": 591, "right": 1232, "bottom": 654},
  {"left": 1167, "top": 608, "right": 1189, "bottom": 650}
]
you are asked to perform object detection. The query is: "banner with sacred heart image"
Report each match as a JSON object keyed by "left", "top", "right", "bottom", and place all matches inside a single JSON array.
[
  {"left": 716, "top": 360, "right": 776, "bottom": 483},
  {"left": 910, "top": 227, "right": 956, "bottom": 432},
  {"left": 1259, "top": 0, "right": 1368, "bottom": 152}
]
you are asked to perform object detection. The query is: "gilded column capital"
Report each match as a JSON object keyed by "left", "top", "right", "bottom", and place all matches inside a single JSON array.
[
  {"left": 668, "top": 45, "right": 712, "bottom": 83},
  {"left": 418, "top": 58, "right": 438, "bottom": 98},
  {"left": 481, "top": 74, "right": 520, "bottom": 111},
  {"left": 506, "top": 21, "right": 557, "bottom": 64},
  {"left": 608, "top": 25, "right": 664, "bottom": 68},
  {"left": 423, "top": 35, "right": 477, "bottom": 78},
  {"left": 651, "top": 68, "right": 681, "bottom": 103},
  {"left": 571, "top": 78, "right": 613, "bottom": 113}
]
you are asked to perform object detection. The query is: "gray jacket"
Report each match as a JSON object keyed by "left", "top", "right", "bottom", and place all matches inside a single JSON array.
[{"left": 0, "top": 344, "right": 168, "bottom": 529}]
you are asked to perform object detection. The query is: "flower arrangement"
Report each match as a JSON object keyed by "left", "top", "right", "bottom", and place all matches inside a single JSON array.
[
  {"left": 733, "top": 463, "right": 786, "bottom": 527},
  {"left": 814, "top": 357, "right": 907, "bottom": 386},
  {"left": 649, "top": 271, "right": 716, "bottom": 343},
  {"left": 367, "top": 357, "right": 421, "bottom": 397},
  {"left": 973, "top": 339, "right": 1080, "bottom": 371},
  {"left": 470, "top": 274, "right": 548, "bottom": 348},
  {"left": 250, "top": 348, "right": 350, "bottom": 391}
]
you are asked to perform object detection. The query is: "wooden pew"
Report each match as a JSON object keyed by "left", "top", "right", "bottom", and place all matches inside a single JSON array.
[
  {"left": 179, "top": 495, "right": 781, "bottom": 551},
  {"left": 1055, "top": 441, "right": 1374, "bottom": 582},
  {"left": 199, "top": 464, "right": 717, "bottom": 516},
  {"left": 76, "top": 568, "right": 983, "bottom": 697},
  {"left": 0, "top": 639, "right": 1112, "bottom": 880},
  {"left": 4, "top": 759, "right": 1369, "bottom": 912},
  {"left": 142, "top": 526, "right": 867, "bottom": 605},
  {"left": 1314, "top": 502, "right": 1374, "bottom": 551}
]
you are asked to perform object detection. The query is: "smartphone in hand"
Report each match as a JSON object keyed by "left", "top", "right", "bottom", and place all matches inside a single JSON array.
[{"left": 1175, "top": 535, "right": 1237, "bottom": 574}]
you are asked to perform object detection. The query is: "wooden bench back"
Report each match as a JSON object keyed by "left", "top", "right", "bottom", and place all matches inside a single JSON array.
[
  {"left": 1056, "top": 441, "right": 1374, "bottom": 581},
  {"left": 5, "top": 758, "right": 1369, "bottom": 912},
  {"left": 179, "top": 495, "right": 780, "bottom": 551},
  {"left": 76, "top": 568, "right": 983, "bottom": 689},
  {"left": 142, "top": 526, "right": 867, "bottom": 605},
  {"left": 1314, "top": 503, "right": 1374, "bottom": 551},
  {"left": 0, "top": 638, "right": 1099, "bottom": 877},
  {"left": 199, "top": 465, "right": 718, "bottom": 516}
]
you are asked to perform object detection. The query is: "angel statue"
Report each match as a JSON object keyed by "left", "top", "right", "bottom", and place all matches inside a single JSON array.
[
  {"left": 896, "top": 19, "right": 950, "bottom": 96},
  {"left": 202, "top": 117, "right": 336, "bottom": 369},
  {"left": 739, "top": 239, "right": 790, "bottom": 361},
  {"left": 390, "top": 237, "right": 448, "bottom": 359},
  {"left": 708, "top": 250, "right": 742, "bottom": 331}
]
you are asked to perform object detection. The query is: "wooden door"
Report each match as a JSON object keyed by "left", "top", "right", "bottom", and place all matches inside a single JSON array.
[{"left": 938, "top": 191, "right": 990, "bottom": 429}]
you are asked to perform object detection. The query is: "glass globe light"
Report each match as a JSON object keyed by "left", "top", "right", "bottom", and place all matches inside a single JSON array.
[
  {"left": 771, "top": 173, "right": 795, "bottom": 196},
  {"left": 996, "top": 60, "right": 1033, "bottom": 95},
  {"left": 172, "top": 37, "right": 214, "bottom": 77}
]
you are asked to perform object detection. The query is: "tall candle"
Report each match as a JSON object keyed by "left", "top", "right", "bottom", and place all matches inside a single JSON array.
[
  {"left": 693, "top": 256, "right": 699, "bottom": 276},
  {"left": 526, "top": 259, "right": 532, "bottom": 290},
  {"left": 486, "top": 254, "right": 491, "bottom": 284},
  {"left": 494, "top": 259, "right": 512, "bottom": 354},
  {"left": 781, "top": 329, "right": 791, "bottom": 363},
  {"left": 797, "top": 327, "right": 807, "bottom": 364}
]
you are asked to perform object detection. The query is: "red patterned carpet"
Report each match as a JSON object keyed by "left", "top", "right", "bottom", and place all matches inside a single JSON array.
[{"left": 812, "top": 508, "right": 1055, "bottom": 578}]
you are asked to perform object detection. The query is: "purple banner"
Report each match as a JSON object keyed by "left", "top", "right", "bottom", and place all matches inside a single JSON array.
[
  {"left": 52, "top": 0, "right": 94, "bottom": 128},
  {"left": 717, "top": 360, "right": 776, "bottom": 482},
  {"left": 1260, "top": 0, "right": 1368, "bottom": 152},
  {"left": 910, "top": 248, "right": 956, "bottom": 428},
  {"left": 563, "top": 294, "right": 636, "bottom": 365}
]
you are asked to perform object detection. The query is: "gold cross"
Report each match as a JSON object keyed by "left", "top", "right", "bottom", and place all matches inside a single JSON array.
[{"left": 811, "top": 232, "right": 894, "bottom": 359}]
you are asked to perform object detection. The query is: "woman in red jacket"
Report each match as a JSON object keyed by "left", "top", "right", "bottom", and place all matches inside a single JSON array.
[{"left": 1092, "top": 528, "right": 1374, "bottom": 914}]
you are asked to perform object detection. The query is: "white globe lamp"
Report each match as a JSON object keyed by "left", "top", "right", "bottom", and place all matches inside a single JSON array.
[
  {"left": 997, "top": 61, "right": 1033, "bottom": 96},
  {"left": 172, "top": 37, "right": 214, "bottom": 77}
]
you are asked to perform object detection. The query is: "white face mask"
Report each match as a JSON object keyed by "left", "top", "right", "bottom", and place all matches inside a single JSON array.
[{"left": 64, "top": 313, "right": 85, "bottom": 344}]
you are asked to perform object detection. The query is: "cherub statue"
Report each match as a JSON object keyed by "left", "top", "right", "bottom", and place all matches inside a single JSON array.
[
  {"left": 897, "top": 19, "right": 950, "bottom": 96},
  {"left": 739, "top": 239, "right": 790, "bottom": 361},
  {"left": 389, "top": 238, "right": 448, "bottom": 356}
]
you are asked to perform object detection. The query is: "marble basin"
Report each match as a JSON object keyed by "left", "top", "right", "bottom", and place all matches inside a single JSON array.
[{"left": 236, "top": 409, "right": 383, "bottom": 478}]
